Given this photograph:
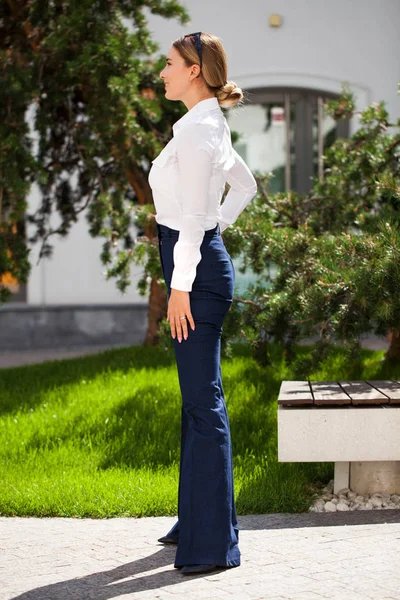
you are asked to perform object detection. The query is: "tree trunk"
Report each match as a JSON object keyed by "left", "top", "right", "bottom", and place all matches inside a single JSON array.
[
  {"left": 145, "top": 276, "right": 168, "bottom": 346},
  {"left": 386, "top": 330, "right": 400, "bottom": 361},
  {"left": 126, "top": 163, "right": 167, "bottom": 346}
]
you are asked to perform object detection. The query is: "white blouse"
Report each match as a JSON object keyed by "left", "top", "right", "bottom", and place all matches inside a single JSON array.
[{"left": 148, "top": 97, "right": 257, "bottom": 292}]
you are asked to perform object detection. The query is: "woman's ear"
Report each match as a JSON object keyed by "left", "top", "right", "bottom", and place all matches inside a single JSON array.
[{"left": 189, "top": 64, "right": 201, "bottom": 80}]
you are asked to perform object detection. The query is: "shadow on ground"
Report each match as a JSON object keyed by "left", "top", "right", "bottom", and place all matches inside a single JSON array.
[
  {"left": 239, "top": 510, "right": 400, "bottom": 530},
  {"left": 10, "top": 544, "right": 233, "bottom": 600}
]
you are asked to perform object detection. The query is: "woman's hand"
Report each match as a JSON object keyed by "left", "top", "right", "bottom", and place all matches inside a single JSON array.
[{"left": 167, "top": 289, "right": 195, "bottom": 342}]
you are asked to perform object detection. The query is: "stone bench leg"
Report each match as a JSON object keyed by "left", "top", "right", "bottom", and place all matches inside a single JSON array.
[
  {"left": 334, "top": 461, "right": 350, "bottom": 494},
  {"left": 350, "top": 461, "right": 400, "bottom": 495},
  {"left": 335, "top": 461, "right": 400, "bottom": 495}
]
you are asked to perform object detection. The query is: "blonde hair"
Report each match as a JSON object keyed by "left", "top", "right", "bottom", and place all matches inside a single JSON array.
[{"left": 172, "top": 33, "right": 244, "bottom": 109}]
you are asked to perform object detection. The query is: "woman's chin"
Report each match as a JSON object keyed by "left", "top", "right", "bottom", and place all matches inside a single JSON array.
[{"left": 164, "top": 87, "right": 180, "bottom": 101}]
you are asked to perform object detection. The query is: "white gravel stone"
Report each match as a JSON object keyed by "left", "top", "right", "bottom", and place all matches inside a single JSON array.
[
  {"left": 309, "top": 486, "right": 400, "bottom": 512},
  {"left": 370, "top": 497, "right": 383, "bottom": 508},
  {"left": 349, "top": 501, "right": 358, "bottom": 507},
  {"left": 324, "top": 501, "right": 337, "bottom": 512},
  {"left": 309, "top": 500, "right": 325, "bottom": 512},
  {"left": 326, "top": 480, "right": 334, "bottom": 493}
]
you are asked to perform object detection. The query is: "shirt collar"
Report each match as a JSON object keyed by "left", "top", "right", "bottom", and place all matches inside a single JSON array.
[{"left": 173, "top": 97, "right": 221, "bottom": 136}]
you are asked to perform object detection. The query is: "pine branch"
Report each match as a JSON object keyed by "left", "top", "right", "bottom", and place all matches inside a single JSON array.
[{"left": 6, "top": 0, "right": 41, "bottom": 54}]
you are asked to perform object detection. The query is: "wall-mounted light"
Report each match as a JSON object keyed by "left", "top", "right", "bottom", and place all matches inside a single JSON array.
[{"left": 269, "top": 14, "right": 282, "bottom": 28}]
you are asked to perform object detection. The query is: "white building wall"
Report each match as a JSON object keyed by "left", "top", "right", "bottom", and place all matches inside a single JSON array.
[
  {"left": 27, "top": 186, "right": 145, "bottom": 305},
  {"left": 147, "top": 0, "right": 400, "bottom": 122},
  {"left": 27, "top": 184, "right": 145, "bottom": 305},
  {"left": 26, "top": 0, "right": 400, "bottom": 305}
]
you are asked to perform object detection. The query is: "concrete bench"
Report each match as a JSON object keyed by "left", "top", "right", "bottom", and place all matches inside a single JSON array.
[{"left": 277, "top": 380, "right": 400, "bottom": 495}]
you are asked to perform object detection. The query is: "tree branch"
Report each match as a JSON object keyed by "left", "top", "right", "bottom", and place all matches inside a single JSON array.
[{"left": 7, "top": 0, "right": 41, "bottom": 54}]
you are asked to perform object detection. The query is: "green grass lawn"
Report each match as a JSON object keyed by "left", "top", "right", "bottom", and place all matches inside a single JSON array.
[{"left": 0, "top": 342, "right": 397, "bottom": 518}]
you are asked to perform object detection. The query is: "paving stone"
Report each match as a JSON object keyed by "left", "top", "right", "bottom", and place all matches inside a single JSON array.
[{"left": 0, "top": 513, "right": 400, "bottom": 600}]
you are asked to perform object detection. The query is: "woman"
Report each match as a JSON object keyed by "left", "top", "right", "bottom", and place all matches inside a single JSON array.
[{"left": 148, "top": 32, "right": 257, "bottom": 575}]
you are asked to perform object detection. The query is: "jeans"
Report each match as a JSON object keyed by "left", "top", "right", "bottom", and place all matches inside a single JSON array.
[{"left": 156, "top": 222, "right": 240, "bottom": 568}]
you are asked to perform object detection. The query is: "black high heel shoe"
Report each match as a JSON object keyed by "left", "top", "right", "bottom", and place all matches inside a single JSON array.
[
  {"left": 157, "top": 535, "right": 178, "bottom": 545},
  {"left": 180, "top": 564, "right": 219, "bottom": 575}
]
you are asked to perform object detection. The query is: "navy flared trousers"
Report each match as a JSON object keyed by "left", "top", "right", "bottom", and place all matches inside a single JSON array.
[{"left": 156, "top": 222, "right": 240, "bottom": 569}]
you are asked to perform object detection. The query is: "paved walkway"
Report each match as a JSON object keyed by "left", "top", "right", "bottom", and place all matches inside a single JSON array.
[
  {"left": 0, "top": 334, "right": 390, "bottom": 370},
  {"left": 0, "top": 344, "right": 132, "bottom": 369},
  {"left": 1, "top": 511, "right": 400, "bottom": 600}
]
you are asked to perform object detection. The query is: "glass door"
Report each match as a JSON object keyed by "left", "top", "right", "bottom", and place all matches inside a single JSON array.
[{"left": 224, "top": 88, "right": 349, "bottom": 294}]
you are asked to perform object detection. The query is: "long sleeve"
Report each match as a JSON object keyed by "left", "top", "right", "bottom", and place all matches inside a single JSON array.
[
  {"left": 171, "top": 123, "right": 215, "bottom": 292},
  {"left": 218, "top": 148, "right": 258, "bottom": 233}
]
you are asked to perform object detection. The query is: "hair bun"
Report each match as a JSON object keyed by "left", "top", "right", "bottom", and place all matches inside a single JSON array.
[{"left": 215, "top": 80, "right": 243, "bottom": 108}]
